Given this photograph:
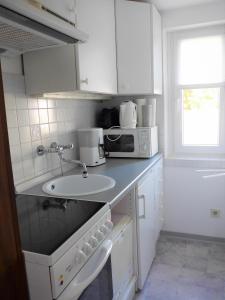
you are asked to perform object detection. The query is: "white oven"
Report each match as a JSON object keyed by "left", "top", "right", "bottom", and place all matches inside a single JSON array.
[
  {"left": 16, "top": 194, "right": 114, "bottom": 300},
  {"left": 103, "top": 127, "right": 158, "bottom": 158}
]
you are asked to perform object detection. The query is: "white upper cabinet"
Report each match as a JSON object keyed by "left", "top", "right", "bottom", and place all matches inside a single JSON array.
[
  {"left": 76, "top": 0, "right": 117, "bottom": 94},
  {"left": 115, "top": 0, "right": 162, "bottom": 95},
  {"left": 23, "top": 0, "right": 117, "bottom": 96},
  {"left": 39, "top": 0, "right": 76, "bottom": 24}
]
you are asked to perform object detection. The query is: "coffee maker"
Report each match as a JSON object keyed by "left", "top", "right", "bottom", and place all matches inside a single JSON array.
[{"left": 78, "top": 128, "right": 106, "bottom": 166}]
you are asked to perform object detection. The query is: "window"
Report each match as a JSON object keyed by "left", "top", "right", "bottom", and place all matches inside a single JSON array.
[{"left": 170, "top": 27, "right": 225, "bottom": 155}]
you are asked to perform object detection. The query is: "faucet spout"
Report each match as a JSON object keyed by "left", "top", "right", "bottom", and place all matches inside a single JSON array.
[
  {"left": 36, "top": 142, "right": 88, "bottom": 178},
  {"left": 60, "top": 156, "right": 88, "bottom": 178}
]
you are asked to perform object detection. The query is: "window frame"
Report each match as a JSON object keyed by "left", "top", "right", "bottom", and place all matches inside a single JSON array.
[{"left": 169, "top": 26, "right": 225, "bottom": 156}]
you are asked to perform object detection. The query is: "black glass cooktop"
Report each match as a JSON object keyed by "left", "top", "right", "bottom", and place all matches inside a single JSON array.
[{"left": 16, "top": 194, "right": 104, "bottom": 255}]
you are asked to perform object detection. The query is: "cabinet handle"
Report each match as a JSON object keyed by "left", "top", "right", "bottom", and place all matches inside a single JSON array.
[
  {"left": 27, "top": 0, "right": 42, "bottom": 9},
  {"left": 68, "top": 3, "right": 75, "bottom": 12},
  {"left": 138, "top": 194, "right": 146, "bottom": 219},
  {"left": 80, "top": 78, "right": 89, "bottom": 85}
]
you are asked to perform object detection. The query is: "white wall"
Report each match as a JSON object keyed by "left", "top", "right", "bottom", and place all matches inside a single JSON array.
[
  {"left": 164, "top": 161, "right": 225, "bottom": 238},
  {"left": 162, "top": 1, "right": 225, "bottom": 238},
  {"left": 162, "top": 0, "right": 225, "bottom": 30},
  {"left": 1, "top": 56, "right": 102, "bottom": 188}
]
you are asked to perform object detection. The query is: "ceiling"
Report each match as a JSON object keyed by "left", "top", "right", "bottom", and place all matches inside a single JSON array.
[{"left": 148, "top": 0, "right": 220, "bottom": 11}]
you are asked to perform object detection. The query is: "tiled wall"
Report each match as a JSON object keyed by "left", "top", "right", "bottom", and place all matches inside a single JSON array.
[{"left": 2, "top": 58, "right": 101, "bottom": 187}]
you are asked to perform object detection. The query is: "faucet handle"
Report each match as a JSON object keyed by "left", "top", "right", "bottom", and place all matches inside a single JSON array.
[
  {"left": 63, "top": 144, "right": 74, "bottom": 150},
  {"left": 37, "top": 142, "right": 74, "bottom": 156}
]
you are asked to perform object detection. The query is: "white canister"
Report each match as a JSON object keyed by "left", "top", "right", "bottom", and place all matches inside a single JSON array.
[
  {"left": 135, "top": 98, "right": 146, "bottom": 127},
  {"left": 142, "top": 104, "right": 155, "bottom": 127}
]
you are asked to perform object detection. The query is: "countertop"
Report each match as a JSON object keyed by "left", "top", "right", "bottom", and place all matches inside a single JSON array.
[{"left": 21, "top": 154, "right": 162, "bottom": 208}]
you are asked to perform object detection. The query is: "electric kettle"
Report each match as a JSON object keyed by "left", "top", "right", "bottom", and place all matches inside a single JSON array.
[{"left": 119, "top": 101, "right": 137, "bottom": 128}]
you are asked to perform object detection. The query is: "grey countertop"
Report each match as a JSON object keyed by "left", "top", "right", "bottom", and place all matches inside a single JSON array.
[{"left": 21, "top": 154, "right": 162, "bottom": 207}]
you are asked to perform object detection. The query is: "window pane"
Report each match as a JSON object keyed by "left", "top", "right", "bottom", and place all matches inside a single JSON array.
[
  {"left": 182, "top": 88, "right": 220, "bottom": 146},
  {"left": 178, "top": 36, "right": 224, "bottom": 85}
]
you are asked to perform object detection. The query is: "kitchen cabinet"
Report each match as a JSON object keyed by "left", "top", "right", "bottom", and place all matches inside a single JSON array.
[
  {"left": 38, "top": 0, "right": 76, "bottom": 24},
  {"left": 75, "top": 0, "right": 117, "bottom": 94},
  {"left": 136, "top": 158, "right": 163, "bottom": 289},
  {"left": 115, "top": 0, "right": 162, "bottom": 95},
  {"left": 23, "top": 0, "right": 117, "bottom": 96},
  {"left": 153, "top": 158, "right": 164, "bottom": 241}
]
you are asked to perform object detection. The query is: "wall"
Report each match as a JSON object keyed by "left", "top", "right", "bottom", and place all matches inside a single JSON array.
[
  {"left": 2, "top": 56, "right": 102, "bottom": 188},
  {"left": 164, "top": 160, "right": 225, "bottom": 238},
  {"left": 162, "top": 1, "right": 225, "bottom": 238},
  {"left": 162, "top": 0, "right": 225, "bottom": 30}
]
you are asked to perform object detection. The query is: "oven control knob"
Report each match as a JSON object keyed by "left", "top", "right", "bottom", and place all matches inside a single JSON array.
[
  {"left": 74, "top": 250, "right": 86, "bottom": 265},
  {"left": 89, "top": 236, "right": 98, "bottom": 248},
  {"left": 100, "top": 225, "right": 109, "bottom": 235},
  {"left": 82, "top": 242, "right": 92, "bottom": 256},
  {"left": 105, "top": 220, "right": 113, "bottom": 231},
  {"left": 94, "top": 230, "right": 104, "bottom": 242}
]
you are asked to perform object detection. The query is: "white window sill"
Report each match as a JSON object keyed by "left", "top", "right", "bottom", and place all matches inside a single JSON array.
[{"left": 164, "top": 155, "right": 225, "bottom": 168}]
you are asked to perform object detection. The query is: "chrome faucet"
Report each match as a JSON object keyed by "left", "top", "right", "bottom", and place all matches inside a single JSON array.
[{"left": 37, "top": 142, "right": 88, "bottom": 178}]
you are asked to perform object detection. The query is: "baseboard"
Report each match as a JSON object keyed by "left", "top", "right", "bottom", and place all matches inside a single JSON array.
[{"left": 161, "top": 230, "right": 225, "bottom": 244}]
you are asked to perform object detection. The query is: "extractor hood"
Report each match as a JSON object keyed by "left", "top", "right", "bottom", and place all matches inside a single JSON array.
[{"left": 0, "top": 0, "right": 88, "bottom": 56}]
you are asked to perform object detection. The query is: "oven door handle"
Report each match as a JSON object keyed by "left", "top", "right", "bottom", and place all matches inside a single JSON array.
[{"left": 58, "top": 239, "right": 113, "bottom": 300}]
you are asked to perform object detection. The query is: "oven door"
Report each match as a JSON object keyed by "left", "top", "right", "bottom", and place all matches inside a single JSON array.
[
  {"left": 104, "top": 132, "right": 139, "bottom": 157},
  {"left": 57, "top": 240, "right": 113, "bottom": 300}
]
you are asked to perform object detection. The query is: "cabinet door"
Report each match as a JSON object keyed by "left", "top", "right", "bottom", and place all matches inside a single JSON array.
[
  {"left": 153, "top": 159, "right": 164, "bottom": 242},
  {"left": 76, "top": 0, "right": 117, "bottom": 94},
  {"left": 136, "top": 169, "right": 156, "bottom": 289},
  {"left": 24, "top": 45, "right": 77, "bottom": 95},
  {"left": 152, "top": 5, "right": 163, "bottom": 94},
  {"left": 115, "top": 0, "right": 153, "bottom": 95},
  {"left": 40, "top": 0, "right": 76, "bottom": 24}
]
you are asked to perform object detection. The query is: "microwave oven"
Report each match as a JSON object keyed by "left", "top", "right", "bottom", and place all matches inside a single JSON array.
[{"left": 103, "top": 127, "right": 158, "bottom": 158}]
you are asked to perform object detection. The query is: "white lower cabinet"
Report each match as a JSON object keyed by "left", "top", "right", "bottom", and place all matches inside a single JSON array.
[
  {"left": 111, "top": 215, "right": 135, "bottom": 300},
  {"left": 136, "top": 158, "right": 164, "bottom": 289}
]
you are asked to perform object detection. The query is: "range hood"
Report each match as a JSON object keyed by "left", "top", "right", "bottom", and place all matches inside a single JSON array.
[{"left": 0, "top": 0, "right": 88, "bottom": 56}]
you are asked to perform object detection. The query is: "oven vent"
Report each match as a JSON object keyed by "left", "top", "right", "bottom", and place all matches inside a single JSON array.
[{"left": 0, "top": 3, "right": 88, "bottom": 56}]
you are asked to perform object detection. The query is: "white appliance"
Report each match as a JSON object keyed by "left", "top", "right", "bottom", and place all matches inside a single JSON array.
[
  {"left": 111, "top": 214, "right": 136, "bottom": 300},
  {"left": 0, "top": 0, "right": 88, "bottom": 56},
  {"left": 16, "top": 194, "right": 114, "bottom": 300},
  {"left": 119, "top": 101, "right": 137, "bottom": 128},
  {"left": 78, "top": 128, "right": 106, "bottom": 167},
  {"left": 103, "top": 127, "right": 158, "bottom": 158}
]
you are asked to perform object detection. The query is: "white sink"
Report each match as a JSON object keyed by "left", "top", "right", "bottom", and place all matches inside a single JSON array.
[{"left": 42, "top": 174, "right": 116, "bottom": 197}]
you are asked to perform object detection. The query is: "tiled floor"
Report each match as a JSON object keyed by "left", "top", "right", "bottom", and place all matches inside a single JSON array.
[{"left": 135, "top": 234, "right": 225, "bottom": 300}]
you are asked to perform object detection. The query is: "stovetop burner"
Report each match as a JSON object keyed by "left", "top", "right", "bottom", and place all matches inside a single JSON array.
[{"left": 16, "top": 194, "right": 104, "bottom": 255}]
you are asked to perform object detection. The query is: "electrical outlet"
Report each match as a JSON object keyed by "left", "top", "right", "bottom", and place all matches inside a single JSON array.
[{"left": 210, "top": 209, "right": 221, "bottom": 218}]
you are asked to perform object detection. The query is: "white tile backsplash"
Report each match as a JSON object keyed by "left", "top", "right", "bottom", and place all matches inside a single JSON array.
[
  {"left": 39, "top": 109, "right": 48, "bottom": 124},
  {"left": 5, "top": 93, "right": 16, "bottom": 109},
  {"left": 48, "top": 109, "right": 57, "bottom": 123},
  {"left": 38, "top": 98, "right": 47, "bottom": 109},
  {"left": 3, "top": 68, "right": 101, "bottom": 187},
  {"left": 19, "top": 126, "right": 31, "bottom": 143},
  {"left": 29, "top": 109, "right": 40, "bottom": 125},
  {"left": 17, "top": 109, "right": 29, "bottom": 126},
  {"left": 6, "top": 110, "right": 18, "bottom": 127},
  {"left": 30, "top": 125, "right": 41, "bottom": 141},
  {"left": 15, "top": 94, "right": 28, "bottom": 109},
  {"left": 8, "top": 127, "right": 20, "bottom": 146}
]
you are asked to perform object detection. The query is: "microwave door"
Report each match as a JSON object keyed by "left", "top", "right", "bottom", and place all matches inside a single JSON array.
[{"left": 104, "top": 134, "right": 139, "bottom": 157}]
